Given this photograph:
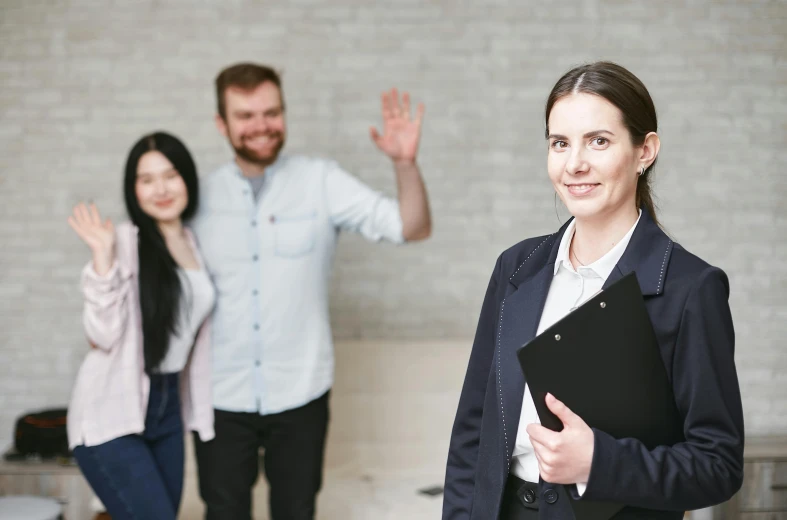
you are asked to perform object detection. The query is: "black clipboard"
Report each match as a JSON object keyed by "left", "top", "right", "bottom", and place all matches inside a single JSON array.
[{"left": 516, "top": 272, "right": 684, "bottom": 520}]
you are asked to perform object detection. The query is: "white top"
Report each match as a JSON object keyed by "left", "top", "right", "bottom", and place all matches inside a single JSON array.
[
  {"left": 511, "top": 211, "right": 642, "bottom": 494},
  {"left": 191, "top": 155, "right": 404, "bottom": 414},
  {"left": 155, "top": 267, "right": 216, "bottom": 374}
]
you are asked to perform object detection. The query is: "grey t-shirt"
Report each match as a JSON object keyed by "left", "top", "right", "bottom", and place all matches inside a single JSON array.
[{"left": 247, "top": 175, "right": 266, "bottom": 200}]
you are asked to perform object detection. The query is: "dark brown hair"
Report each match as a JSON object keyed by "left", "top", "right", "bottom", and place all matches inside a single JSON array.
[
  {"left": 215, "top": 63, "right": 284, "bottom": 119},
  {"left": 545, "top": 61, "right": 659, "bottom": 225}
]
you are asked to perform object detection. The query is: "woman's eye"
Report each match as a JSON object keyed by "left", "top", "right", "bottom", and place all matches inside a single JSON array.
[
  {"left": 592, "top": 137, "right": 608, "bottom": 146},
  {"left": 551, "top": 140, "right": 568, "bottom": 149}
]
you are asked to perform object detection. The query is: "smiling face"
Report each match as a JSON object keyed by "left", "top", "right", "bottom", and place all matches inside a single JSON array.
[
  {"left": 547, "top": 93, "right": 646, "bottom": 223},
  {"left": 134, "top": 150, "right": 189, "bottom": 224},
  {"left": 216, "top": 81, "right": 286, "bottom": 168}
]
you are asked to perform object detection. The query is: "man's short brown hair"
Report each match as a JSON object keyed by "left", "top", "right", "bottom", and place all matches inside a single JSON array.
[{"left": 215, "top": 63, "right": 283, "bottom": 119}]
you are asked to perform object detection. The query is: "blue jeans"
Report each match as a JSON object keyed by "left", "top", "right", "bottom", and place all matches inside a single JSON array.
[{"left": 73, "top": 373, "right": 184, "bottom": 520}]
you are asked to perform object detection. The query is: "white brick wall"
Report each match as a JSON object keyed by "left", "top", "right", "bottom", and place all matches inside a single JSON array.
[{"left": 1, "top": 0, "right": 785, "bottom": 443}]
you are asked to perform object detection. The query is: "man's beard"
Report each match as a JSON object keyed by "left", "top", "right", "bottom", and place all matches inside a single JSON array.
[{"left": 232, "top": 132, "right": 285, "bottom": 167}]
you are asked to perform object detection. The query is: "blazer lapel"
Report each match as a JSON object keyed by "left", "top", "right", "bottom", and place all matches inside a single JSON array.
[
  {"left": 496, "top": 230, "right": 565, "bottom": 462},
  {"left": 497, "top": 264, "right": 553, "bottom": 446},
  {"left": 603, "top": 208, "right": 674, "bottom": 296}
]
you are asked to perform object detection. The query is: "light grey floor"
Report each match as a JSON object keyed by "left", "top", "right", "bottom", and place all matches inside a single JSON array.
[{"left": 179, "top": 464, "right": 445, "bottom": 519}]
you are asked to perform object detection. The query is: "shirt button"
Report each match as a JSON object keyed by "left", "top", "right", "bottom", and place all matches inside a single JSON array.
[
  {"left": 255, "top": 360, "right": 261, "bottom": 367},
  {"left": 243, "top": 189, "right": 249, "bottom": 195},
  {"left": 543, "top": 488, "right": 558, "bottom": 504},
  {"left": 251, "top": 220, "right": 257, "bottom": 227},
  {"left": 252, "top": 289, "right": 258, "bottom": 296},
  {"left": 253, "top": 324, "right": 260, "bottom": 331},
  {"left": 252, "top": 254, "right": 259, "bottom": 261}
]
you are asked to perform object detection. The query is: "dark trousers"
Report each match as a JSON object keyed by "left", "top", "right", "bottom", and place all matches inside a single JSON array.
[
  {"left": 73, "top": 373, "right": 184, "bottom": 520},
  {"left": 194, "top": 391, "right": 330, "bottom": 520}
]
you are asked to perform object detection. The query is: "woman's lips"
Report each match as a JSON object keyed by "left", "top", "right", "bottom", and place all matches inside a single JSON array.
[{"left": 566, "top": 183, "right": 600, "bottom": 196}]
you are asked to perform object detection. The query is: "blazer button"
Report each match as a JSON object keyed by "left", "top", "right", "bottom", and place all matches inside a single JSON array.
[
  {"left": 523, "top": 488, "right": 536, "bottom": 504},
  {"left": 543, "top": 488, "right": 558, "bottom": 504}
]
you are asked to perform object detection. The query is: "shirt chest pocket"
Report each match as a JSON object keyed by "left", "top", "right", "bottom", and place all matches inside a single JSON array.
[{"left": 272, "top": 211, "right": 318, "bottom": 257}]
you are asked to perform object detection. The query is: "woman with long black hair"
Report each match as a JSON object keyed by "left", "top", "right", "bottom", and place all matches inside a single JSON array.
[{"left": 66, "top": 132, "right": 215, "bottom": 520}]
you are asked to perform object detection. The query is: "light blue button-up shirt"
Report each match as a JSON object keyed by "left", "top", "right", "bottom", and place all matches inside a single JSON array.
[{"left": 191, "top": 155, "right": 404, "bottom": 414}]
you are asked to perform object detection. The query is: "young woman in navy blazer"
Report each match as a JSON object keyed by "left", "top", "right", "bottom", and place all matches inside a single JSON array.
[{"left": 443, "top": 62, "right": 744, "bottom": 520}]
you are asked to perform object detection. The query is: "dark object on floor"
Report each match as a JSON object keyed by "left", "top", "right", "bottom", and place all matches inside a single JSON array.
[
  {"left": 14, "top": 408, "right": 70, "bottom": 458},
  {"left": 418, "top": 485, "right": 444, "bottom": 497}
]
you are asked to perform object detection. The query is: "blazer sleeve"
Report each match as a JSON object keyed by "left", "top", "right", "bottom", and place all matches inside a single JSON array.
[
  {"left": 443, "top": 255, "right": 503, "bottom": 519},
  {"left": 580, "top": 266, "right": 745, "bottom": 510},
  {"left": 81, "top": 260, "right": 133, "bottom": 351}
]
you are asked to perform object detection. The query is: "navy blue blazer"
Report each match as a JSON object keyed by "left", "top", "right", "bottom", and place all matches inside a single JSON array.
[{"left": 443, "top": 209, "right": 744, "bottom": 520}]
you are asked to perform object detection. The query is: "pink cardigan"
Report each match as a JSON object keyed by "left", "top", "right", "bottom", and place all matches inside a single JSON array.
[{"left": 67, "top": 221, "right": 215, "bottom": 449}]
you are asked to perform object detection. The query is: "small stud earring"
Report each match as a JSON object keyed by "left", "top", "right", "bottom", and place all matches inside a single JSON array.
[{"left": 639, "top": 166, "right": 646, "bottom": 177}]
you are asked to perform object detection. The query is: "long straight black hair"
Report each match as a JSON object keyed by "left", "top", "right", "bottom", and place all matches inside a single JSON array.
[{"left": 123, "top": 132, "right": 199, "bottom": 373}]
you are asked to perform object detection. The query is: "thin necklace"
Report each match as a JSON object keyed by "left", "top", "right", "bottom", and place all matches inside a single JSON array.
[{"left": 571, "top": 245, "right": 587, "bottom": 267}]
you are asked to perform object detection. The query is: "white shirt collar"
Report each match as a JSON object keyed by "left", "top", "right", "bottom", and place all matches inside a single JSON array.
[{"left": 553, "top": 210, "right": 642, "bottom": 279}]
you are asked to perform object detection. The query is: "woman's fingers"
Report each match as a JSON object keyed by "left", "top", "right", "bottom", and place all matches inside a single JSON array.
[
  {"left": 88, "top": 203, "right": 102, "bottom": 227},
  {"left": 68, "top": 214, "right": 96, "bottom": 247},
  {"left": 75, "top": 203, "right": 92, "bottom": 227}
]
